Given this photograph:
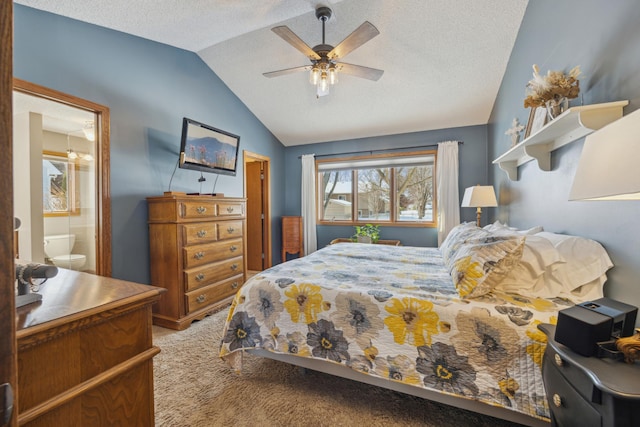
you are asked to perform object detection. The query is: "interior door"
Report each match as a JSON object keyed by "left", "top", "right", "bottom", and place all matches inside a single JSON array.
[
  {"left": 246, "top": 161, "right": 264, "bottom": 271},
  {"left": 244, "top": 151, "right": 272, "bottom": 271},
  {"left": 1, "top": 2, "right": 17, "bottom": 425}
]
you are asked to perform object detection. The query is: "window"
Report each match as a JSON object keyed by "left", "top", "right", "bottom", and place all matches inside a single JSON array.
[
  {"left": 317, "top": 150, "right": 436, "bottom": 226},
  {"left": 43, "top": 151, "right": 80, "bottom": 216}
]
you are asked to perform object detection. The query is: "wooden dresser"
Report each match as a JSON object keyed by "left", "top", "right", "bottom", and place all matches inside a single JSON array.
[
  {"left": 281, "top": 216, "right": 303, "bottom": 261},
  {"left": 147, "top": 193, "right": 247, "bottom": 330},
  {"left": 16, "top": 267, "right": 164, "bottom": 426}
]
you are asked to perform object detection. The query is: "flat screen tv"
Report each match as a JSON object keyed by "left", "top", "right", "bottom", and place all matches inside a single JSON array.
[{"left": 179, "top": 117, "right": 240, "bottom": 176}]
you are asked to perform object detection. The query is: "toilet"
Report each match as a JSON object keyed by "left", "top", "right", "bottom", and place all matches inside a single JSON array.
[{"left": 44, "top": 234, "right": 87, "bottom": 270}]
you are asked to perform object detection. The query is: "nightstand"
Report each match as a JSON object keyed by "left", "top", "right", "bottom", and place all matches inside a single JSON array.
[{"left": 538, "top": 323, "right": 640, "bottom": 427}]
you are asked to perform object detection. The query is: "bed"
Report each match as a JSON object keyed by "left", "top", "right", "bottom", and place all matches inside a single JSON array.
[{"left": 219, "top": 222, "right": 613, "bottom": 426}]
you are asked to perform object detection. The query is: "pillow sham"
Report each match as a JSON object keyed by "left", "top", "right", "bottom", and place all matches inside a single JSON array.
[
  {"left": 446, "top": 235, "right": 525, "bottom": 299},
  {"left": 535, "top": 232, "right": 613, "bottom": 292},
  {"left": 517, "top": 225, "right": 544, "bottom": 235},
  {"left": 484, "top": 220, "right": 543, "bottom": 236},
  {"left": 496, "top": 268, "right": 606, "bottom": 302},
  {"left": 485, "top": 225, "right": 564, "bottom": 278},
  {"left": 439, "top": 222, "right": 480, "bottom": 263}
]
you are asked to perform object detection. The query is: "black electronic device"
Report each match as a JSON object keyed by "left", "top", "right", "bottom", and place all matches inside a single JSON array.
[
  {"left": 178, "top": 117, "right": 240, "bottom": 177},
  {"left": 555, "top": 297, "right": 638, "bottom": 357}
]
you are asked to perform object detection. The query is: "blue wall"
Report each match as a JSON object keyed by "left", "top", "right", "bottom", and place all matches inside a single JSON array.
[
  {"left": 14, "top": 5, "right": 286, "bottom": 283},
  {"left": 284, "top": 125, "right": 490, "bottom": 248},
  {"left": 488, "top": 0, "right": 640, "bottom": 313}
]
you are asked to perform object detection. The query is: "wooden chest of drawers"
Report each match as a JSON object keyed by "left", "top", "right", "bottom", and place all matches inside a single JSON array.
[
  {"left": 281, "top": 215, "right": 303, "bottom": 261},
  {"left": 147, "top": 193, "right": 247, "bottom": 330},
  {"left": 16, "top": 267, "right": 164, "bottom": 426}
]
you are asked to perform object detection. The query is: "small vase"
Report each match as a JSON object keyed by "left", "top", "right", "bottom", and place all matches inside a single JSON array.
[
  {"left": 545, "top": 97, "right": 569, "bottom": 120},
  {"left": 356, "top": 236, "right": 372, "bottom": 244}
]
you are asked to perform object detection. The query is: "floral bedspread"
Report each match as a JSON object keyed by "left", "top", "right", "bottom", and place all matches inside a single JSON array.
[{"left": 220, "top": 243, "right": 568, "bottom": 421}]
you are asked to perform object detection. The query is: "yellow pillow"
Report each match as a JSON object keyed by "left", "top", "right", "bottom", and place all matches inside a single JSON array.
[{"left": 447, "top": 237, "right": 525, "bottom": 299}]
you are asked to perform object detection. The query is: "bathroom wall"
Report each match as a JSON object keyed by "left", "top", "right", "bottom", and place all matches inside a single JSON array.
[
  {"left": 41, "top": 131, "right": 97, "bottom": 272},
  {"left": 13, "top": 112, "right": 45, "bottom": 263}
]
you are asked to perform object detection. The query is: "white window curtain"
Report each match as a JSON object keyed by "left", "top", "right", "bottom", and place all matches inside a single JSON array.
[
  {"left": 436, "top": 141, "right": 460, "bottom": 246},
  {"left": 301, "top": 154, "right": 318, "bottom": 255}
]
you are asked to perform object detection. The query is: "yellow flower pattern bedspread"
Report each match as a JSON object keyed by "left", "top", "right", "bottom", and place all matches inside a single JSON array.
[{"left": 219, "top": 243, "right": 566, "bottom": 421}]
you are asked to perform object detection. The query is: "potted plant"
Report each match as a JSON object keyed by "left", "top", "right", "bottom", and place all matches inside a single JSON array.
[{"left": 352, "top": 224, "right": 380, "bottom": 244}]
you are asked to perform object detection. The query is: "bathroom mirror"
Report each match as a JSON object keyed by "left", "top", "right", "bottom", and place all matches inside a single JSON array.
[{"left": 13, "top": 79, "right": 112, "bottom": 276}]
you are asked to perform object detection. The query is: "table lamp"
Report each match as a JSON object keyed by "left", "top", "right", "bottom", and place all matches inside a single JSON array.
[{"left": 461, "top": 185, "right": 498, "bottom": 227}]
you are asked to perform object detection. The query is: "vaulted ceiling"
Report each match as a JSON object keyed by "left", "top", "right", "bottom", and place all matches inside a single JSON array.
[{"left": 15, "top": 0, "right": 529, "bottom": 146}]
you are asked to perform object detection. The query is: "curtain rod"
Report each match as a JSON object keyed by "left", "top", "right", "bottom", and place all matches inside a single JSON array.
[{"left": 298, "top": 141, "right": 463, "bottom": 159}]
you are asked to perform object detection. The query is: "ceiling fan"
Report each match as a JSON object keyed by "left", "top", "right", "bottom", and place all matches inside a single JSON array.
[{"left": 263, "top": 6, "right": 384, "bottom": 97}]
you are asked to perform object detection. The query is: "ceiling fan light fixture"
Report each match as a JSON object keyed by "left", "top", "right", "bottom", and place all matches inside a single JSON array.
[
  {"left": 328, "top": 64, "right": 338, "bottom": 85},
  {"left": 310, "top": 64, "right": 320, "bottom": 85},
  {"left": 265, "top": 6, "right": 382, "bottom": 98},
  {"left": 317, "top": 72, "right": 330, "bottom": 97}
]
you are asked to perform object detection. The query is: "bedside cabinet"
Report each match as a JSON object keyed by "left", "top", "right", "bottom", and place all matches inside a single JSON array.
[{"left": 538, "top": 324, "right": 640, "bottom": 427}]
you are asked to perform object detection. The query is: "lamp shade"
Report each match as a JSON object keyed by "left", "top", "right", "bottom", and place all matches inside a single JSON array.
[
  {"left": 461, "top": 185, "right": 498, "bottom": 207},
  {"left": 569, "top": 108, "right": 640, "bottom": 201}
]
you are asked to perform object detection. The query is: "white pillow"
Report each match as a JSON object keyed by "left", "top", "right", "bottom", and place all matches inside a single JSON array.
[
  {"left": 535, "top": 232, "right": 613, "bottom": 292},
  {"left": 516, "top": 225, "right": 544, "bottom": 235},
  {"left": 496, "top": 269, "right": 606, "bottom": 302},
  {"left": 483, "top": 221, "right": 516, "bottom": 233},
  {"left": 486, "top": 226, "right": 563, "bottom": 277}
]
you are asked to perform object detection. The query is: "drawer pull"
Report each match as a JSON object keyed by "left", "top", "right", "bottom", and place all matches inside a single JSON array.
[
  {"left": 552, "top": 394, "right": 562, "bottom": 408},
  {"left": 197, "top": 230, "right": 207, "bottom": 238},
  {"left": 226, "top": 206, "right": 234, "bottom": 213},
  {"left": 196, "top": 294, "right": 206, "bottom": 304},
  {"left": 554, "top": 353, "right": 563, "bottom": 367},
  {"left": 194, "top": 252, "right": 205, "bottom": 260},
  {"left": 230, "top": 245, "right": 237, "bottom": 252},
  {"left": 196, "top": 206, "right": 207, "bottom": 214},
  {"left": 230, "top": 263, "right": 238, "bottom": 271},
  {"left": 231, "top": 281, "right": 239, "bottom": 289},
  {"left": 195, "top": 273, "right": 205, "bottom": 282},
  {"left": 227, "top": 227, "right": 235, "bottom": 233}
]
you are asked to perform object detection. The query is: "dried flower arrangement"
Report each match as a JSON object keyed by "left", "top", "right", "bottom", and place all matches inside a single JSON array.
[{"left": 523, "top": 65, "right": 581, "bottom": 108}]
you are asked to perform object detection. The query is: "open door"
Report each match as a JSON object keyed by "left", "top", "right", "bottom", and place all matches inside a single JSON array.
[
  {"left": 1, "top": 2, "right": 17, "bottom": 425},
  {"left": 243, "top": 151, "right": 271, "bottom": 272}
]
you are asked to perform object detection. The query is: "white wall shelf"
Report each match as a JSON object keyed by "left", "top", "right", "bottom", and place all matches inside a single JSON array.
[{"left": 493, "top": 100, "right": 629, "bottom": 180}]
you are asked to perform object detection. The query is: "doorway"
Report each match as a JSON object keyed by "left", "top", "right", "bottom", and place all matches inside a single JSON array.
[
  {"left": 12, "top": 79, "right": 112, "bottom": 276},
  {"left": 243, "top": 151, "right": 271, "bottom": 274}
]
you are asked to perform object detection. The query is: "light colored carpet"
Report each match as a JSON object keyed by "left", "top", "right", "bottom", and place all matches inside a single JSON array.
[{"left": 153, "top": 307, "right": 526, "bottom": 427}]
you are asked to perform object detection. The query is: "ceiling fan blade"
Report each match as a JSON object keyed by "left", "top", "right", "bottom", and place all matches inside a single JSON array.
[
  {"left": 337, "top": 63, "right": 384, "bottom": 81},
  {"left": 271, "top": 26, "right": 321, "bottom": 61},
  {"left": 263, "top": 65, "right": 312, "bottom": 78},
  {"left": 328, "top": 21, "right": 380, "bottom": 60}
]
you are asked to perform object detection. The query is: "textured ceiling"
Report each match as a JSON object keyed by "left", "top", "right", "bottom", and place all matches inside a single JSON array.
[{"left": 15, "top": 0, "right": 529, "bottom": 146}]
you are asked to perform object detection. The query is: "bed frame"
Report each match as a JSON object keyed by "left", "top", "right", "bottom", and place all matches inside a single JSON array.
[{"left": 249, "top": 349, "right": 550, "bottom": 427}]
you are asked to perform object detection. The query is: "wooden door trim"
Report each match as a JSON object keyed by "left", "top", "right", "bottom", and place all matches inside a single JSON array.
[
  {"left": 12, "top": 78, "right": 112, "bottom": 277},
  {"left": 243, "top": 151, "right": 272, "bottom": 269},
  {"left": 1, "top": 1, "right": 17, "bottom": 425}
]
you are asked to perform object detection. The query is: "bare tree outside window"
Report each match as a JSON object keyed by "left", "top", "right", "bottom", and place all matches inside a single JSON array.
[{"left": 317, "top": 151, "right": 436, "bottom": 226}]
